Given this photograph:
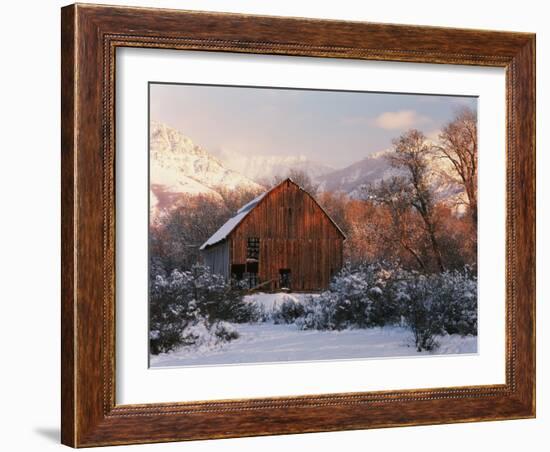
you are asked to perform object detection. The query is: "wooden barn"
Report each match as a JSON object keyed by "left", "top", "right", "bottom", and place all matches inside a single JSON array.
[{"left": 200, "top": 178, "right": 345, "bottom": 292}]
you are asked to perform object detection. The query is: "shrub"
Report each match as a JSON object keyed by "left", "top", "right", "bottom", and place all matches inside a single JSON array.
[
  {"left": 174, "top": 319, "right": 240, "bottom": 351},
  {"left": 149, "top": 271, "right": 202, "bottom": 355},
  {"left": 392, "top": 272, "right": 445, "bottom": 351},
  {"left": 294, "top": 263, "right": 477, "bottom": 353},
  {"left": 213, "top": 321, "right": 240, "bottom": 342},
  {"left": 149, "top": 264, "right": 248, "bottom": 355},
  {"left": 180, "top": 319, "right": 215, "bottom": 348},
  {"left": 390, "top": 268, "right": 478, "bottom": 351},
  {"left": 272, "top": 297, "right": 306, "bottom": 324},
  {"left": 298, "top": 263, "right": 394, "bottom": 330},
  {"left": 437, "top": 267, "right": 478, "bottom": 336},
  {"left": 367, "top": 264, "right": 402, "bottom": 326},
  {"left": 297, "top": 292, "right": 338, "bottom": 330}
]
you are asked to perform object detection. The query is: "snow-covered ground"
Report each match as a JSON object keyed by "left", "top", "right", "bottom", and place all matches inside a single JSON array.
[{"left": 150, "top": 323, "right": 477, "bottom": 368}]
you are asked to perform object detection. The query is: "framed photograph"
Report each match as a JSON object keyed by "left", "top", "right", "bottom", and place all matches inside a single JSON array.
[{"left": 61, "top": 3, "right": 535, "bottom": 447}]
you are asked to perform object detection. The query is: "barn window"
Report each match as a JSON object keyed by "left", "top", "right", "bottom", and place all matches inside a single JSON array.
[
  {"left": 247, "top": 237, "right": 260, "bottom": 260},
  {"left": 243, "top": 238, "right": 260, "bottom": 288}
]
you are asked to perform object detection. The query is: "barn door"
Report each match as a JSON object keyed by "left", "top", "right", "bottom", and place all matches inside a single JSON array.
[
  {"left": 279, "top": 268, "right": 291, "bottom": 290},
  {"left": 231, "top": 264, "right": 245, "bottom": 284}
]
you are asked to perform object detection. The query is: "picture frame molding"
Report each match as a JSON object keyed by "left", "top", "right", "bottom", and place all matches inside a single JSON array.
[{"left": 61, "top": 3, "right": 535, "bottom": 447}]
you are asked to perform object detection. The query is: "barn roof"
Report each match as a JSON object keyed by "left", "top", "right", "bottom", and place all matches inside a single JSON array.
[
  {"left": 199, "top": 192, "right": 266, "bottom": 250},
  {"left": 199, "top": 178, "right": 345, "bottom": 250}
]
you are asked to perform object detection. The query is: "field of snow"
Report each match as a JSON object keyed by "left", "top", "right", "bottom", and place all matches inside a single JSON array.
[{"left": 150, "top": 323, "right": 477, "bottom": 368}]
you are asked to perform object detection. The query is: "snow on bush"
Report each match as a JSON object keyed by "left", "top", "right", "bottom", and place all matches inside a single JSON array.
[
  {"left": 391, "top": 271, "right": 445, "bottom": 351},
  {"left": 149, "top": 262, "right": 477, "bottom": 355},
  {"left": 271, "top": 296, "right": 306, "bottom": 324},
  {"left": 175, "top": 319, "right": 240, "bottom": 352},
  {"left": 180, "top": 320, "right": 215, "bottom": 348},
  {"left": 149, "top": 264, "right": 249, "bottom": 354},
  {"left": 294, "top": 263, "right": 477, "bottom": 352},
  {"left": 244, "top": 293, "right": 312, "bottom": 323},
  {"left": 213, "top": 321, "right": 240, "bottom": 342},
  {"left": 298, "top": 264, "right": 389, "bottom": 330},
  {"left": 437, "top": 267, "right": 477, "bottom": 336},
  {"left": 389, "top": 267, "right": 477, "bottom": 351}
]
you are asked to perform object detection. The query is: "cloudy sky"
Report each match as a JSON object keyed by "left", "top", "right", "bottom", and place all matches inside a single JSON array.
[{"left": 150, "top": 83, "right": 476, "bottom": 169}]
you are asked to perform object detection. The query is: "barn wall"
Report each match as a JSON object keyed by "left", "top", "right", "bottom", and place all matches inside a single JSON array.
[
  {"left": 230, "top": 180, "right": 343, "bottom": 291},
  {"left": 202, "top": 241, "right": 230, "bottom": 279}
]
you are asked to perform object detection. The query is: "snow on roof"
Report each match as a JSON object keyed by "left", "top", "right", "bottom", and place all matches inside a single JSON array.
[
  {"left": 199, "top": 211, "right": 247, "bottom": 250},
  {"left": 199, "top": 192, "right": 266, "bottom": 250},
  {"left": 236, "top": 192, "right": 266, "bottom": 215}
]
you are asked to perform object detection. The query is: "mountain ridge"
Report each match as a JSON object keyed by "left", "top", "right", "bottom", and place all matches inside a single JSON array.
[
  {"left": 150, "top": 121, "right": 263, "bottom": 218},
  {"left": 150, "top": 120, "right": 467, "bottom": 219}
]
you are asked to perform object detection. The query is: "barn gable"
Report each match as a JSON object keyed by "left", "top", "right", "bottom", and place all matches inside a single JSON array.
[{"left": 200, "top": 178, "right": 345, "bottom": 251}]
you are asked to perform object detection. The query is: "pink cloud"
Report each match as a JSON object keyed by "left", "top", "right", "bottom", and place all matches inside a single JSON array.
[{"left": 372, "top": 110, "right": 431, "bottom": 130}]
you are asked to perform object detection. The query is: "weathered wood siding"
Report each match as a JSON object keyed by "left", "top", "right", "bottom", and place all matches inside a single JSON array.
[
  {"left": 202, "top": 241, "right": 230, "bottom": 279},
  {"left": 230, "top": 180, "right": 344, "bottom": 291}
]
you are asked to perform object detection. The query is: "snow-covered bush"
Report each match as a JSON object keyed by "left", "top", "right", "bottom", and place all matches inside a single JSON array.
[
  {"left": 392, "top": 271, "right": 445, "bottom": 351},
  {"left": 433, "top": 267, "right": 477, "bottom": 336},
  {"left": 180, "top": 319, "right": 215, "bottom": 348},
  {"left": 299, "top": 264, "right": 390, "bottom": 330},
  {"left": 366, "top": 264, "right": 402, "bottom": 326},
  {"left": 149, "top": 264, "right": 248, "bottom": 354},
  {"left": 177, "top": 319, "right": 240, "bottom": 351},
  {"left": 213, "top": 292, "right": 260, "bottom": 323},
  {"left": 297, "top": 292, "right": 338, "bottom": 330},
  {"left": 294, "top": 263, "right": 477, "bottom": 353},
  {"left": 213, "top": 321, "right": 240, "bottom": 342},
  {"left": 149, "top": 270, "right": 200, "bottom": 354},
  {"left": 272, "top": 296, "right": 306, "bottom": 324},
  {"left": 390, "top": 267, "right": 478, "bottom": 351}
]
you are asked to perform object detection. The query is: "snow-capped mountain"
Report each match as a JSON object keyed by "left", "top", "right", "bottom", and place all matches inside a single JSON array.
[
  {"left": 150, "top": 121, "right": 263, "bottom": 217},
  {"left": 149, "top": 120, "right": 467, "bottom": 220},
  {"left": 215, "top": 148, "right": 334, "bottom": 184},
  {"left": 318, "top": 149, "right": 466, "bottom": 210},
  {"left": 317, "top": 149, "right": 399, "bottom": 195}
]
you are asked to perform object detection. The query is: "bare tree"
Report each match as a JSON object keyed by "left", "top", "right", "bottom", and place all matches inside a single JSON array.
[
  {"left": 389, "top": 130, "right": 445, "bottom": 272},
  {"left": 215, "top": 184, "right": 264, "bottom": 213},
  {"left": 270, "top": 169, "right": 320, "bottom": 196},
  {"left": 150, "top": 194, "right": 231, "bottom": 274},
  {"left": 364, "top": 177, "right": 428, "bottom": 271},
  {"left": 317, "top": 191, "right": 351, "bottom": 235},
  {"left": 436, "top": 107, "right": 478, "bottom": 227}
]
